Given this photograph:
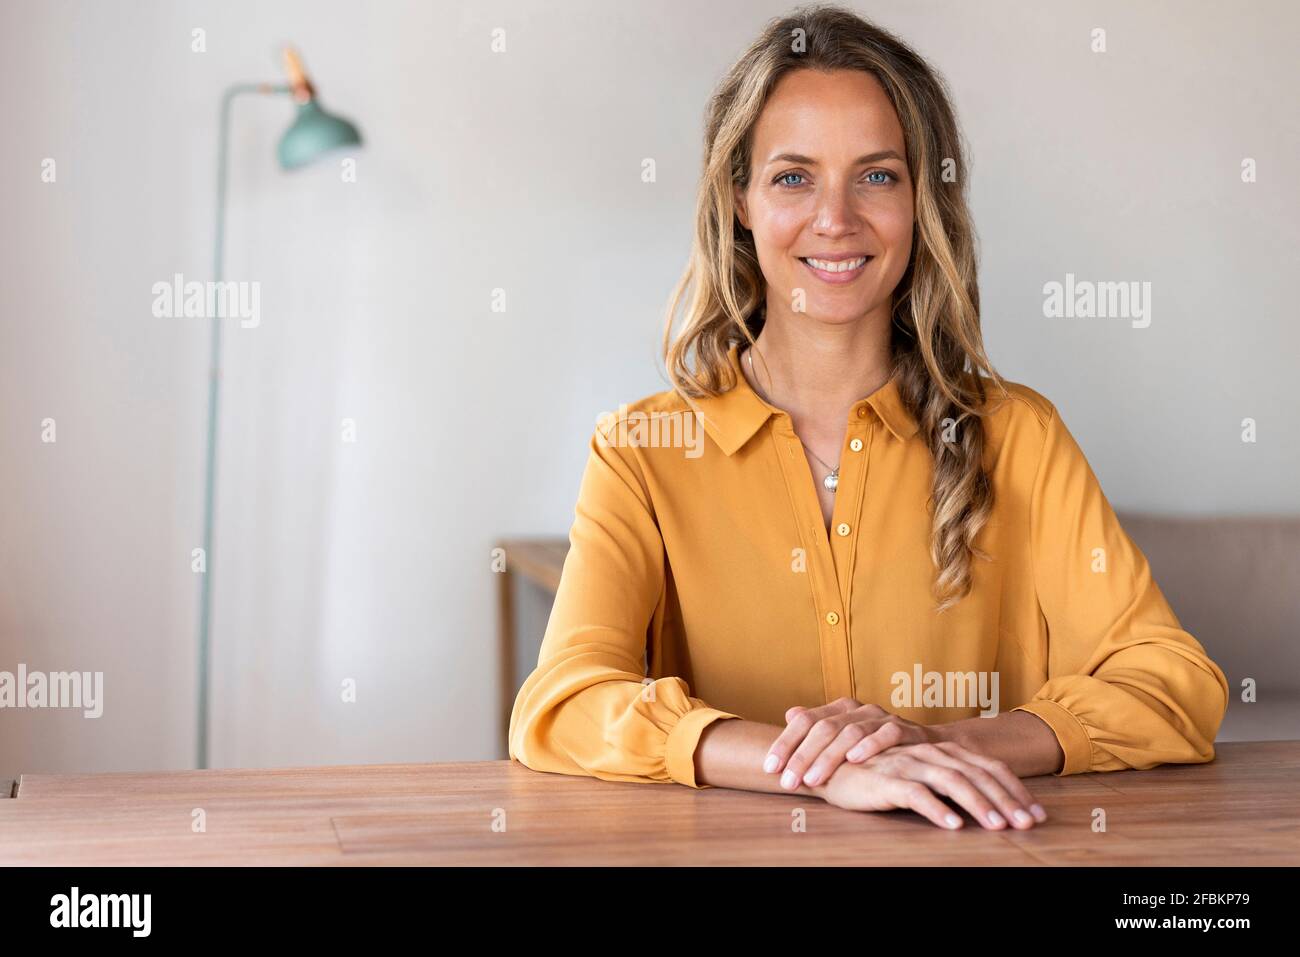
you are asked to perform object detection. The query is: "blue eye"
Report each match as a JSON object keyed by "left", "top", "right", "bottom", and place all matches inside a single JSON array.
[{"left": 773, "top": 169, "right": 897, "bottom": 188}]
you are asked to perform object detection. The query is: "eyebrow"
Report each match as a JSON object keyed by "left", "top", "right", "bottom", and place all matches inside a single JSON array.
[{"left": 764, "top": 150, "right": 904, "bottom": 167}]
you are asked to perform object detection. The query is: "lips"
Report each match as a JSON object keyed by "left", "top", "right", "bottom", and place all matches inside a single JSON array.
[{"left": 799, "top": 255, "right": 873, "bottom": 283}]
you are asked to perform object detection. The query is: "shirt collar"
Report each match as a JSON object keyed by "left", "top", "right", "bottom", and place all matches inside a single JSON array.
[{"left": 684, "top": 343, "right": 919, "bottom": 456}]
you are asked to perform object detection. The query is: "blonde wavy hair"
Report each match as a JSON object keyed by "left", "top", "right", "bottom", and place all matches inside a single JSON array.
[{"left": 662, "top": 3, "right": 1008, "bottom": 613}]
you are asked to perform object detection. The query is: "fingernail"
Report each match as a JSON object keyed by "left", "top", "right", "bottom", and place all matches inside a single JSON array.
[
  {"left": 1030, "top": 804, "right": 1047, "bottom": 821},
  {"left": 845, "top": 747, "right": 861, "bottom": 761},
  {"left": 803, "top": 770, "right": 819, "bottom": 786},
  {"left": 1013, "top": 809, "right": 1034, "bottom": 827},
  {"left": 945, "top": 814, "right": 962, "bottom": 829},
  {"left": 763, "top": 753, "right": 779, "bottom": 773},
  {"left": 987, "top": 810, "right": 1005, "bottom": 827},
  {"left": 781, "top": 770, "right": 798, "bottom": 789}
]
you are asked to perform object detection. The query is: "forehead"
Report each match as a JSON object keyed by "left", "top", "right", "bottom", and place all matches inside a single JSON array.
[{"left": 751, "top": 68, "right": 905, "bottom": 159}]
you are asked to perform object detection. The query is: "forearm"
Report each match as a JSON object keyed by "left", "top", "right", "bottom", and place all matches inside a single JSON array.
[
  {"left": 695, "top": 710, "right": 1064, "bottom": 794},
  {"left": 934, "top": 710, "right": 1064, "bottom": 778},
  {"left": 694, "top": 718, "right": 830, "bottom": 798}
]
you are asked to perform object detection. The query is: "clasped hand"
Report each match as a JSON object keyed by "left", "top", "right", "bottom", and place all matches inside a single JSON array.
[{"left": 764, "top": 697, "right": 1046, "bottom": 830}]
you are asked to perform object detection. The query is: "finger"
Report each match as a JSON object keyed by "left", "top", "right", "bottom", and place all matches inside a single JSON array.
[
  {"left": 790, "top": 697, "right": 860, "bottom": 723},
  {"left": 801, "top": 722, "right": 875, "bottom": 787},
  {"left": 765, "top": 700, "right": 856, "bottom": 775},
  {"left": 787, "top": 698, "right": 868, "bottom": 725},
  {"left": 885, "top": 778, "right": 964, "bottom": 831},
  {"left": 779, "top": 715, "right": 852, "bottom": 789},
  {"left": 844, "top": 720, "right": 907, "bottom": 763},
  {"left": 765, "top": 704, "right": 838, "bottom": 775},
  {"left": 935, "top": 741, "right": 1046, "bottom": 822},
  {"left": 894, "top": 754, "right": 1006, "bottom": 830},
  {"left": 911, "top": 744, "right": 1036, "bottom": 829}
]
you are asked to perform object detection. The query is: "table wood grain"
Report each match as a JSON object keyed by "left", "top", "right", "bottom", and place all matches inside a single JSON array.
[{"left": 2, "top": 741, "right": 1296, "bottom": 865}]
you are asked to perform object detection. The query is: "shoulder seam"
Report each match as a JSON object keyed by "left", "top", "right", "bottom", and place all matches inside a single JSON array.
[{"left": 987, "top": 380, "right": 1056, "bottom": 433}]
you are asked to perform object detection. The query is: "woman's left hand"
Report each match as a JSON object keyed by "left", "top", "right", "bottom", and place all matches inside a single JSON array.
[{"left": 765, "top": 697, "right": 936, "bottom": 789}]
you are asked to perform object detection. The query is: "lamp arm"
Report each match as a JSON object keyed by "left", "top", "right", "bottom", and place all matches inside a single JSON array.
[{"left": 196, "top": 82, "right": 291, "bottom": 770}]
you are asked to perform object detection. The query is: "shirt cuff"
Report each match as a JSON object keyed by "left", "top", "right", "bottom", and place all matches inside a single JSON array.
[
  {"left": 664, "top": 707, "right": 741, "bottom": 788},
  {"left": 1011, "top": 699, "right": 1093, "bottom": 776}
]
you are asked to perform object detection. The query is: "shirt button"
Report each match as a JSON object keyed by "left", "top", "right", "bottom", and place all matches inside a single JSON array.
[
  {"left": 836, "top": 522, "right": 851, "bottom": 537},
  {"left": 857, "top": 407, "right": 868, "bottom": 418},
  {"left": 825, "top": 611, "right": 840, "bottom": 626},
  {"left": 849, "top": 437, "right": 864, "bottom": 452}
]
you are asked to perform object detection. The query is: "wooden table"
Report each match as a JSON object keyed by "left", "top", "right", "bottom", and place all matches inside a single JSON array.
[{"left": 1, "top": 741, "right": 1296, "bottom": 865}]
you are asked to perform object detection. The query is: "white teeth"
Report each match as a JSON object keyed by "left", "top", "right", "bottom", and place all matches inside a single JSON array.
[{"left": 805, "top": 256, "right": 868, "bottom": 272}]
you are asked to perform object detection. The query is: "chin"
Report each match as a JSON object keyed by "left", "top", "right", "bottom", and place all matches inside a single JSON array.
[{"left": 803, "top": 300, "right": 880, "bottom": 326}]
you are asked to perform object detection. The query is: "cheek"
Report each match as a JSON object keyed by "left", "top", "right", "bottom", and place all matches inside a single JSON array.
[
  {"left": 748, "top": 211, "right": 806, "bottom": 288},
  {"left": 873, "top": 205, "right": 914, "bottom": 282},
  {"left": 872, "top": 200, "right": 915, "bottom": 255},
  {"left": 751, "top": 203, "right": 806, "bottom": 259}
]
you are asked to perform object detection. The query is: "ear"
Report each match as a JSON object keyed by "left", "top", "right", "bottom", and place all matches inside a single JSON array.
[{"left": 733, "top": 183, "right": 750, "bottom": 231}]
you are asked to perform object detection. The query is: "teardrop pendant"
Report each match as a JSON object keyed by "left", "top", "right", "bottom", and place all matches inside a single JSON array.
[{"left": 823, "top": 469, "right": 839, "bottom": 492}]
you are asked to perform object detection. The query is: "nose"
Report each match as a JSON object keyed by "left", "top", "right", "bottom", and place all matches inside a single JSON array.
[{"left": 811, "top": 181, "right": 861, "bottom": 235}]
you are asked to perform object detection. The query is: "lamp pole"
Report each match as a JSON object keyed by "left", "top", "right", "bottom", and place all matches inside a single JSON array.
[
  {"left": 196, "top": 49, "right": 360, "bottom": 770},
  {"left": 197, "top": 82, "right": 291, "bottom": 770}
]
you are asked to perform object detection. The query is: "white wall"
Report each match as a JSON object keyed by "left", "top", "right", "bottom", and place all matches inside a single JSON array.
[{"left": 1, "top": 0, "right": 1296, "bottom": 777}]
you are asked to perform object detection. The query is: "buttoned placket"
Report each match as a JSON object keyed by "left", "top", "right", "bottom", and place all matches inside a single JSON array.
[{"left": 771, "top": 402, "right": 876, "bottom": 703}]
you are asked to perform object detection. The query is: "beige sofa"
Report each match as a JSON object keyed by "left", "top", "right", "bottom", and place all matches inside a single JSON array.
[{"left": 1118, "top": 512, "right": 1300, "bottom": 743}]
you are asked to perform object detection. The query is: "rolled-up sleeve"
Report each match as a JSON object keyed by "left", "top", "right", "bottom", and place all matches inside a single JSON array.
[
  {"left": 508, "top": 422, "right": 740, "bottom": 788},
  {"left": 1010, "top": 404, "right": 1229, "bottom": 775}
]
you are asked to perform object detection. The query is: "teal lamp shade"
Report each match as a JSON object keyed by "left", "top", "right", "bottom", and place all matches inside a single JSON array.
[{"left": 277, "top": 99, "right": 362, "bottom": 170}]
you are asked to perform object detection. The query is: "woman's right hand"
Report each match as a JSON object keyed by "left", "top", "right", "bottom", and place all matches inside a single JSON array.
[{"left": 817, "top": 741, "right": 1046, "bottom": 830}]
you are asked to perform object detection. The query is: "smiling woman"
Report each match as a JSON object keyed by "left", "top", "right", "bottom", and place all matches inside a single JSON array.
[
  {"left": 734, "top": 75, "right": 914, "bottom": 320},
  {"left": 508, "top": 4, "right": 1229, "bottom": 832}
]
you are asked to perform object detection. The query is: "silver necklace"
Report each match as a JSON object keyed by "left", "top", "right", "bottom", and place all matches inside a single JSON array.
[{"left": 746, "top": 347, "right": 840, "bottom": 492}]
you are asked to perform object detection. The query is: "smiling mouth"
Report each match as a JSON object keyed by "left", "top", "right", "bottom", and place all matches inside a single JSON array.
[{"left": 799, "top": 255, "right": 872, "bottom": 279}]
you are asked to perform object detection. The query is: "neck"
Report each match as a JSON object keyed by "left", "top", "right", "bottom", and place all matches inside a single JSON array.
[{"left": 744, "top": 303, "right": 894, "bottom": 424}]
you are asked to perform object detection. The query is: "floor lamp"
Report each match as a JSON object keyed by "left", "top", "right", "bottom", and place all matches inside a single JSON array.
[{"left": 198, "top": 47, "right": 362, "bottom": 768}]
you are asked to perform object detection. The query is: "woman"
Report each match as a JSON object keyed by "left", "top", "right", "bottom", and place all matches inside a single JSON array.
[{"left": 508, "top": 4, "right": 1228, "bottom": 831}]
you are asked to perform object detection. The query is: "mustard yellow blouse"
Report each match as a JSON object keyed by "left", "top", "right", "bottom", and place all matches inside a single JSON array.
[{"left": 509, "top": 342, "right": 1229, "bottom": 788}]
